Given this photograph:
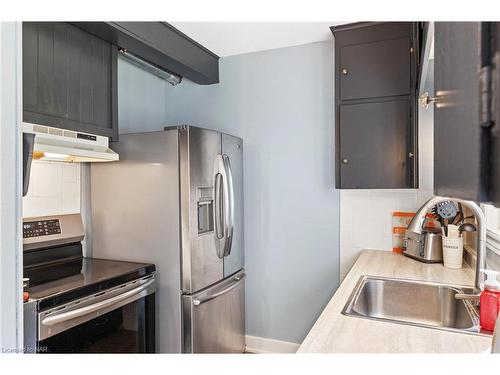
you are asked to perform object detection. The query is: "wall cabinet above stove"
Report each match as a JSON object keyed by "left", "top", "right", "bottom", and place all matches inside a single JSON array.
[{"left": 23, "top": 22, "right": 119, "bottom": 140}]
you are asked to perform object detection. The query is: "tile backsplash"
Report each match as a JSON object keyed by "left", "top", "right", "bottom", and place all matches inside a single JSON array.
[
  {"left": 339, "top": 189, "right": 434, "bottom": 280},
  {"left": 23, "top": 161, "right": 81, "bottom": 218}
]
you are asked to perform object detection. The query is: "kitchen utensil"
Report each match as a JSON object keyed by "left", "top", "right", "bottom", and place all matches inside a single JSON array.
[
  {"left": 460, "top": 215, "right": 475, "bottom": 225},
  {"left": 453, "top": 203, "right": 464, "bottom": 225},
  {"left": 434, "top": 201, "right": 458, "bottom": 220},
  {"left": 458, "top": 222, "right": 477, "bottom": 236},
  {"left": 432, "top": 208, "right": 445, "bottom": 228},
  {"left": 432, "top": 201, "right": 458, "bottom": 236}
]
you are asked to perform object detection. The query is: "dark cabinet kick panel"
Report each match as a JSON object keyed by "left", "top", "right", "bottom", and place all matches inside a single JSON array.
[
  {"left": 340, "top": 100, "right": 409, "bottom": 189},
  {"left": 340, "top": 37, "right": 411, "bottom": 100},
  {"left": 331, "top": 22, "right": 419, "bottom": 189},
  {"left": 23, "top": 22, "right": 118, "bottom": 140}
]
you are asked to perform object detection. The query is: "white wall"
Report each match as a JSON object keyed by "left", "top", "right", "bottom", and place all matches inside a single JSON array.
[{"left": 23, "top": 161, "right": 80, "bottom": 218}]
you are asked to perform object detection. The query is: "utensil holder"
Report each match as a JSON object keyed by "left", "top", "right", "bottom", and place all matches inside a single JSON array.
[{"left": 442, "top": 237, "right": 464, "bottom": 269}]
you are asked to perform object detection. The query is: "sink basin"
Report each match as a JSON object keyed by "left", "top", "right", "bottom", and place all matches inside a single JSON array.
[{"left": 342, "top": 276, "right": 489, "bottom": 336}]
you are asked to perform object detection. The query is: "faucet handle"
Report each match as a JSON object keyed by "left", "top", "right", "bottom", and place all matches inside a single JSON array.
[{"left": 454, "top": 293, "right": 480, "bottom": 302}]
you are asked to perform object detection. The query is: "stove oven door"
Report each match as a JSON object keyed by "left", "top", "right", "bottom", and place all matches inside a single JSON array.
[{"left": 37, "top": 276, "right": 156, "bottom": 354}]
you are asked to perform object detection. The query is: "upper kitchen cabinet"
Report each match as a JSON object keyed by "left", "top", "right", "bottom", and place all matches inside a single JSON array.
[
  {"left": 339, "top": 36, "right": 411, "bottom": 100},
  {"left": 23, "top": 22, "right": 118, "bottom": 140},
  {"left": 23, "top": 22, "right": 220, "bottom": 143},
  {"left": 331, "top": 22, "right": 420, "bottom": 189},
  {"left": 432, "top": 22, "right": 500, "bottom": 204},
  {"left": 433, "top": 22, "right": 483, "bottom": 201},
  {"left": 489, "top": 24, "right": 500, "bottom": 207},
  {"left": 72, "top": 22, "right": 220, "bottom": 85}
]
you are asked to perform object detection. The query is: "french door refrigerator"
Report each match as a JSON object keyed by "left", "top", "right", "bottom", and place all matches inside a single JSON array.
[{"left": 90, "top": 125, "right": 245, "bottom": 353}]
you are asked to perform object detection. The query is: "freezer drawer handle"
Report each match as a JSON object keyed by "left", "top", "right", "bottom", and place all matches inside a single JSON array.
[
  {"left": 192, "top": 273, "right": 245, "bottom": 306},
  {"left": 41, "top": 278, "right": 156, "bottom": 326}
]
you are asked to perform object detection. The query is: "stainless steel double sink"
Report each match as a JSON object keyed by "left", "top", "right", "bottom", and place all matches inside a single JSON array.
[{"left": 342, "top": 276, "right": 491, "bottom": 336}]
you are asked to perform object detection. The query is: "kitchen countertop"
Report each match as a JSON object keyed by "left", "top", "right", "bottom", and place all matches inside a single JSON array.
[{"left": 298, "top": 250, "right": 492, "bottom": 353}]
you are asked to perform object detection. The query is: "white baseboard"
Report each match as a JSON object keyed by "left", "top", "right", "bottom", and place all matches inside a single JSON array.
[{"left": 245, "top": 335, "right": 300, "bottom": 354}]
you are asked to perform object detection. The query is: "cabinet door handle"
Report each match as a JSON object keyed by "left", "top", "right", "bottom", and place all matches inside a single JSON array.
[
  {"left": 341, "top": 68, "right": 349, "bottom": 75},
  {"left": 420, "top": 92, "right": 439, "bottom": 108},
  {"left": 342, "top": 158, "right": 349, "bottom": 164}
]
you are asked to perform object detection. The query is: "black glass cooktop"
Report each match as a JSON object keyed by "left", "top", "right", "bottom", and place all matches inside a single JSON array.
[{"left": 27, "top": 257, "right": 155, "bottom": 310}]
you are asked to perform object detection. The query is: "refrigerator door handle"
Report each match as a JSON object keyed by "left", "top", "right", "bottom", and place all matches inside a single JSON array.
[
  {"left": 214, "top": 172, "right": 224, "bottom": 240},
  {"left": 213, "top": 154, "right": 234, "bottom": 259},
  {"left": 214, "top": 154, "right": 229, "bottom": 258},
  {"left": 192, "top": 273, "right": 245, "bottom": 306},
  {"left": 222, "top": 154, "right": 235, "bottom": 257}
]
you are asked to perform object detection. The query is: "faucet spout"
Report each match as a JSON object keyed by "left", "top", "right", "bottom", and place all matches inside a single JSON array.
[{"left": 406, "top": 196, "right": 486, "bottom": 293}]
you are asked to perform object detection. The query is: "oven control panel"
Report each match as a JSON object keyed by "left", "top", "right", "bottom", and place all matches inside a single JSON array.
[
  {"left": 23, "top": 213, "right": 84, "bottom": 251},
  {"left": 23, "top": 219, "right": 61, "bottom": 238}
]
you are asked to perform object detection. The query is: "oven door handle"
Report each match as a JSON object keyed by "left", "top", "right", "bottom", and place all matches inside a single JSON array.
[{"left": 41, "top": 278, "right": 155, "bottom": 326}]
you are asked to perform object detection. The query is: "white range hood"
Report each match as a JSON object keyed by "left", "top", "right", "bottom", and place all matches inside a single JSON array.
[{"left": 23, "top": 122, "right": 119, "bottom": 163}]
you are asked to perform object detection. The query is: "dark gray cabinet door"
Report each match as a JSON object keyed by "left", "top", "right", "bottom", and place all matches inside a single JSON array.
[
  {"left": 340, "top": 37, "right": 411, "bottom": 100},
  {"left": 23, "top": 22, "right": 118, "bottom": 139},
  {"left": 433, "top": 22, "right": 485, "bottom": 201},
  {"left": 489, "top": 24, "right": 500, "bottom": 206},
  {"left": 339, "top": 100, "right": 410, "bottom": 189},
  {"left": 332, "top": 22, "right": 418, "bottom": 189}
]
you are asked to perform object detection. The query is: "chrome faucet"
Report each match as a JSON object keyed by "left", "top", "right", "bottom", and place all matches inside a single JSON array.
[{"left": 407, "top": 196, "right": 486, "bottom": 293}]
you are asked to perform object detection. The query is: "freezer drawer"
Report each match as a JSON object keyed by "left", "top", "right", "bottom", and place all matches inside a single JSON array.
[{"left": 182, "top": 270, "right": 245, "bottom": 353}]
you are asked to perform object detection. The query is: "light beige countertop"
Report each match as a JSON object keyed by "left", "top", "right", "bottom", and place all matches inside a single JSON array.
[{"left": 298, "top": 250, "right": 492, "bottom": 353}]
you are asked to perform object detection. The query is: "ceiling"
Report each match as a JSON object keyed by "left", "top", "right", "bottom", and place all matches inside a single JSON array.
[{"left": 171, "top": 22, "right": 347, "bottom": 57}]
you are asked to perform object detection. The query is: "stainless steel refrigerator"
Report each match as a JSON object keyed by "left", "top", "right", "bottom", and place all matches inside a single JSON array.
[{"left": 90, "top": 125, "right": 245, "bottom": 353}]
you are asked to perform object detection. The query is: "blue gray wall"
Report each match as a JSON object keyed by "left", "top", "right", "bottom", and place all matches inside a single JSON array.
[
  {"left": 118, "top": 56, "right": 169, "bottom": 134},
  {"left": 117, "top": 41, "right": 340, "bottom": 344},
  {"left": 164, "top": 41, "right": 340, "bottom": 344}
]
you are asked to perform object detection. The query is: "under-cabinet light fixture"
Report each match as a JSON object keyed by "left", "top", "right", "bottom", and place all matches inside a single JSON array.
[{"left": 119, "top": 48, "right": 182, "bottom": 86}]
